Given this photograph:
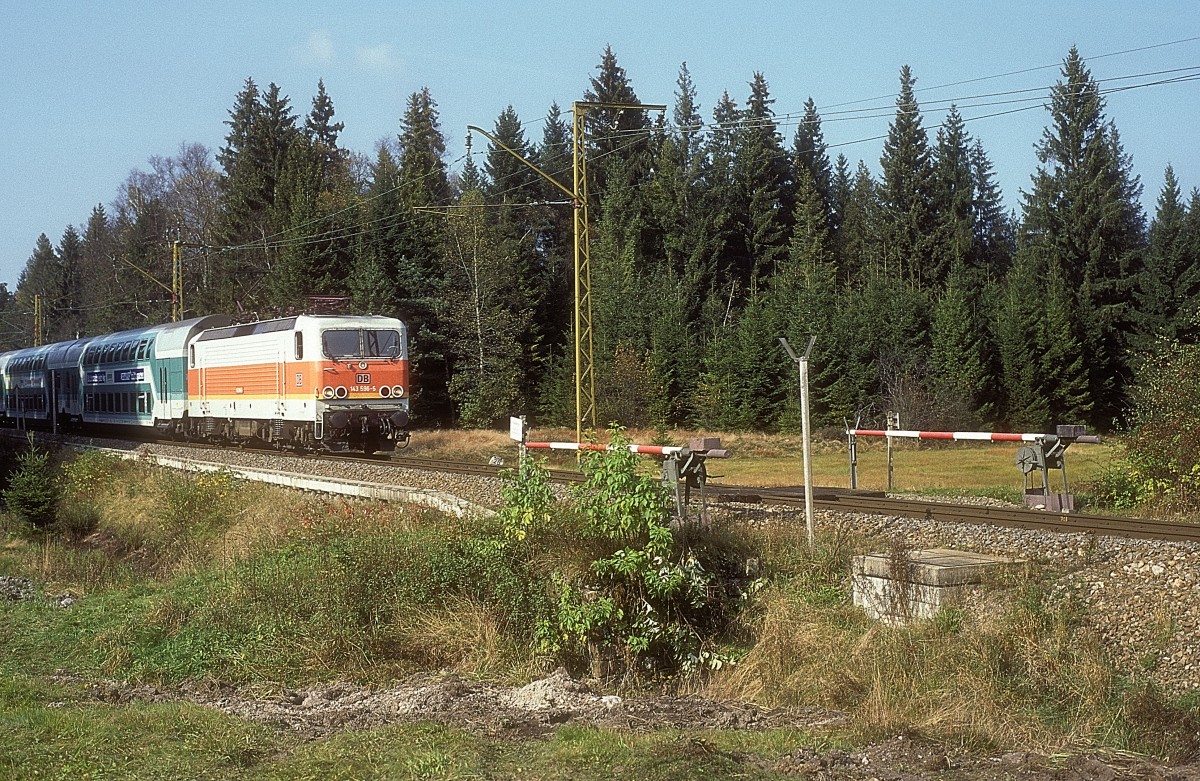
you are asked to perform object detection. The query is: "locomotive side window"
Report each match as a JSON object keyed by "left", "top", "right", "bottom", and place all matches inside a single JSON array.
[
  {"left": 189, "top": 345, "right": 195, "bottom": 368},
  {"left": 295, "top": 333, "right": 303, "bottom": 361}
]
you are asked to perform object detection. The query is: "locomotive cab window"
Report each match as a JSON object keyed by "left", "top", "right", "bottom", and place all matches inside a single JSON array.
[{"left": 322, "top": 329, "right": 401, "bottom": 360}]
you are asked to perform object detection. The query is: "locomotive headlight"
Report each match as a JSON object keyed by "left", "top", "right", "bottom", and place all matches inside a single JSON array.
[
  {"left": 391, "top": 385, "right": 405, "bottom": 397},
  {"left": 379, "top": 386, "right": 392, "bottom": 398},
  {"left": 335, "top": 386, "right": 348, "bottom": 399},
  {"left": 358, "top": 361, "right": 368, "bottom": 370},
  {"left": 322, "top": 386, "right": 335, "bottom": 399}
]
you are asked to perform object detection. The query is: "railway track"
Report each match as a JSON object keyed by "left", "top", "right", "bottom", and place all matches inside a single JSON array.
[{"left": 8, "top": 430, "right": 1199, "bottom": 545}]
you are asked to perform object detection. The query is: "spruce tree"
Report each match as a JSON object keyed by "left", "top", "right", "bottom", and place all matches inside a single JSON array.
[
  {"left": 929, "top": 271, "right": 991, "bottom": 426},
  {"left": 791, "top": 97, "right": 833, "bottom": 222},
  {"left": 992, "top": 250, "right": 1051, "bottom": 429},
  {"left": 1181, "top": 188, "right": 1200, "bottom": 340},
  {"left": 15, "top": 234, "right": 60, "bottom": 340},
  {"left": 80, "top": 205, "right": 123, "bottom": 333},
  {"left": 1132, "top": 166, "right": 1191, "bottom": 350},
  {"left": 879, "top": 65, "right": 936, "bottom": 288},
  {"left": 440, "top": 189, "right": 530, "bottom": 426},
  {"left": 839, "top": 162, "right": 883, "bottom": 282},
  {"left": 931, "top": 106, "right": 974, "bottom": 284},
  {"left": 969, "top": 140, "right": 1013, "bottom": 279},
  {"left": 736, "top": 72, "right": 790, "bottom": 294},
  {"left": 583, "top": 46, "right": 651, "bottom": 197},
  {"left": 1021, "top": 47, "right": 1146, "bottom": 427},
  {"left": 483, "top": 105, "right": 538, "bottom": 199},
  {"left": 395, "top": 86, "right": 452, "bottom": 421},
  {"left": 54, "top": 226, "right": 84, "bottom": 341},
  {"left": 305, "top": 78, "right": 345, "bottom": 175}
]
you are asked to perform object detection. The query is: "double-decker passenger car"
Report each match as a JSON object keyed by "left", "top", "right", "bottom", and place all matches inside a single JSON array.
[{"left": 80, "top": 316, "right": 232, "bottom": 433}]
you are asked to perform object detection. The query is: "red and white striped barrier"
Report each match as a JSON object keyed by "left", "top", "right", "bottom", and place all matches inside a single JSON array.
[
  {"left": 848, "top": 429, "right": 1042, "bottom": 442},
  {"left": 525, "top": 441, "right": 685, "bottom": 455}
]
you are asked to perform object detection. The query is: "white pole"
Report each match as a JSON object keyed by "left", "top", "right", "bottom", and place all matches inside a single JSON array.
[
  {"left": 799, "top": 351, "right": 814, "bottom": 548},
  {"left": 781, "top": 336, "right": 816, "bottom": 549}
]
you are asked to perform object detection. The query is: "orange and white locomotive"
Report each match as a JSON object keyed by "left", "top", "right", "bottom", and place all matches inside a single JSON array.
[{"left": 184, "top": 314, "right": 411, "bottom": 453}]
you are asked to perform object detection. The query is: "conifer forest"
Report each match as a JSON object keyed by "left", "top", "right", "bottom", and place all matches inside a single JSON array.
[{"left": 5, "top": 47, "right": 1198, "bottom": 434}]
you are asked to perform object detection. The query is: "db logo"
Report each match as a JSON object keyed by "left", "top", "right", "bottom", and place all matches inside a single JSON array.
[{"left": 355, "top": 373, "right": 371, "bottom": 384}]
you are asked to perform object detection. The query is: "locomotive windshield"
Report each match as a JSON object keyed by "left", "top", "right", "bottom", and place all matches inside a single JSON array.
[{"left": 322, "top": 329, "right": 402, "bottom": 359}]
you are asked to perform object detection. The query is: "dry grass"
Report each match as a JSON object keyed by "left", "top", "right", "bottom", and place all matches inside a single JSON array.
[
  {"left": 387, "top": 596, "right": 546, "bottom": 683},
  {"left": 706, "top": 564, "right": 1142, "bottom": 753}
]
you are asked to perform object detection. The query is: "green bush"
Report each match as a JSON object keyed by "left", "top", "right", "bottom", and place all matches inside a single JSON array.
[{"left": 515, "top": 430, "right": 737, "bottom": 677}]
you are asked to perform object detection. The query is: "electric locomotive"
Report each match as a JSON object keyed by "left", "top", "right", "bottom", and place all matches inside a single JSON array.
[{"left": 183, "top": 314, "right": 411, "bottom": 453}]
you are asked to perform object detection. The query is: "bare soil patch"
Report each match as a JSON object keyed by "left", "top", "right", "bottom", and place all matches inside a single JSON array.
[{"left": 51, "top": 670, "right": 1200, "bottom": 779}]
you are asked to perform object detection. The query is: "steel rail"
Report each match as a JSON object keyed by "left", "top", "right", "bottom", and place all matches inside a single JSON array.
[{"left": 762, "top": 491, "right": 1200, "bottom": 544}]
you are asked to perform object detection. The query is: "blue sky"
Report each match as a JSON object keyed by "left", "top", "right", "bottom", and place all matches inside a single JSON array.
[{"left": 2, "top": 1, "right": 1197, "bottom": 291}]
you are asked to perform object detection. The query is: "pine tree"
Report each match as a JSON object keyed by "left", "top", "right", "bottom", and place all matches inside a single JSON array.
[{"left": 879, "top": 65, "right": 937, "bottom": 288}]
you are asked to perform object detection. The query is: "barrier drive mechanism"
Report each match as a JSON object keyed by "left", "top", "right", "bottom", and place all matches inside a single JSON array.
[{"left": 523, "top": 438, "right": 729, "bottom": 523}]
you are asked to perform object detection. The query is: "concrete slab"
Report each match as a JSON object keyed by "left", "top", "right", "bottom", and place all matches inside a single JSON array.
[
  {"left": 852, "top": 547, "right": 1021, "bottom": 586},
  {"left": 851, "top": 548, "right": 1025, "bottom": 624}
]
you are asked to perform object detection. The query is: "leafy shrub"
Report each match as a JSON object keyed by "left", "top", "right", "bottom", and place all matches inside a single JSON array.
[
  {"left": 520, "top": 430, "right": 734, "bottom": 676},
  {"left": 2, "top": 439, "right": 59, "bottom": 529},
  {"left": 1110, "top": 337, "right": 1200, "bottom": 509}
]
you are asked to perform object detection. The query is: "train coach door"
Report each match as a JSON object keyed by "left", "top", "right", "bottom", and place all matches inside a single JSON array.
[{"left": 49, "top": 371, "right": 58, "bottom": 434}]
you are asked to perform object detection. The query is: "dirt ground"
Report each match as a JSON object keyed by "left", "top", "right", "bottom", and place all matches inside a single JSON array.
[{"left": 53, "top": 669, "right": 1200, "bottom": 780}]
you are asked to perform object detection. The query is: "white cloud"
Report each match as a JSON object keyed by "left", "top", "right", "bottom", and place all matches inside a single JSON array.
[
  {"left": 298, "top": 31, "right": 335, "bottom": 65},
  {"left": 357, "top": 44, "right": 396, "bottom": 71}
]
